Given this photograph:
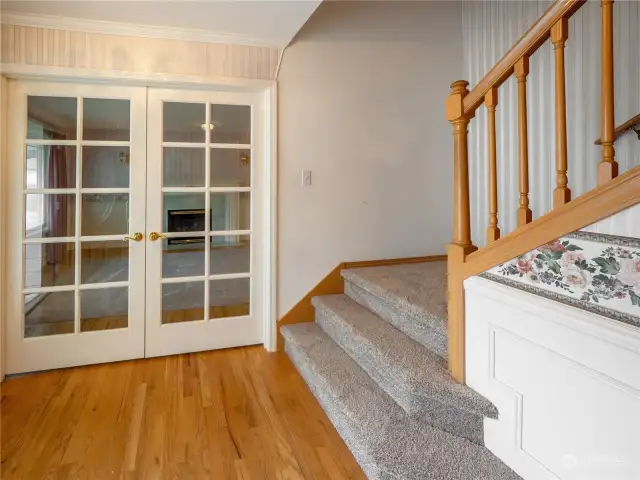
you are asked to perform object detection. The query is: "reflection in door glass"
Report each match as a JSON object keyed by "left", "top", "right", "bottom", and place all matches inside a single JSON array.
[
  {"left": 83, "top": 98, "right": 130, "bottom": 141},
  {"left": 24, "top": 242, "right": 75, "bottom": 288},
  {"left": 25, "top": 145, "right": 76, "bottom": 189},
  {"left": 162, "top": 281, "right": 205, "bottom": 324},
  {"left": 82, "top": 146, "right": 130, "bottom": 188},
  {"left": 81, "top": 242, "right": 129, "bottom": 284},
  {"left": 80, "top": 288, "right": 128, "bottom": 331},
  {"left": 24, "top": 291, "right": 75, "bottom": 337},
  {"left": 209, "top": 278, "right": 250, "bottom": 319},
  {"left": 211, "top": 192, "right": 250, "bottom": 231},
  {"left": 27, "top": 96, "right": 77, "bottom": 140},
  {"left": 25, "top": 194, "right": 76, "bottom": 238},
  {"left": 81, "top": 194, "right": 129, "bottom": 236},
  {"left": 163, "top": 102, "right": 205, "bottom": 143},
  {"left": 210, "top": 104, "right": 250, "bottom": 144}
]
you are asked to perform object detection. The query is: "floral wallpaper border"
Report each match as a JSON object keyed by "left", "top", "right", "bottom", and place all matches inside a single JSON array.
[{"left": 482, "top": 231, "right": 640, "bottom": 329}]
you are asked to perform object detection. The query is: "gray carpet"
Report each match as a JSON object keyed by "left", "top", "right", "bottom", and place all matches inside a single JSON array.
[
  {"left": 282, "top": 323, "right": 519, "bottom": 480},
  {"left": 313, "top": 294, "right": 495, "bottom": 445},
  {"left": 342, "top": 262, "right": 449, "bottom": 359},
  {"left": 282, "top": 261, "right": 519, "bottom": 479}
]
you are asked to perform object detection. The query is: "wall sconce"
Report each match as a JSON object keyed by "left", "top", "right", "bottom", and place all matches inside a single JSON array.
[
  {"left": 240, "top": 152, "right": 250, "bottom": 165},
  {"left": 119, "top": 151, "right": 130, "bottom": 165}
]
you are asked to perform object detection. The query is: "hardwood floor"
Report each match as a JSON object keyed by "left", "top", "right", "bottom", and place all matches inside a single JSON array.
[{"left": 1, "top": 347, "right": 365, "bottom": 480}]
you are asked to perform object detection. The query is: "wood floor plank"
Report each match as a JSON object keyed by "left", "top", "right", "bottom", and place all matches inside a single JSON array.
[{"left": 1, "top": 347, "right": 364, "bottom": 480}]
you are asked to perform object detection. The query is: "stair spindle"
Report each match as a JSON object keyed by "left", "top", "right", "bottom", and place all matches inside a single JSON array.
[
  {"left": 598, "top": 0, "right": 619, "bottom": 185},
  {"left": 485, "top": 87, "right": 500, "bottom": 243},
  {"left": 551, "top": 18, "right": 571, "bottom": 208},
  {"left": 515, "top": 56, "right": 533, "bottom": 226}
]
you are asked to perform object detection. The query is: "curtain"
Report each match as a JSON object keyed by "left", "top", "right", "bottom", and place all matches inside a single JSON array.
[{"left": 45, "top": 138, "right": 72, "bottom": 273}]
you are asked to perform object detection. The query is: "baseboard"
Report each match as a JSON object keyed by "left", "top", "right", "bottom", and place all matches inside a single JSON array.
[{"left": 276, "top": 255, "right": 446, "bottom": 351}]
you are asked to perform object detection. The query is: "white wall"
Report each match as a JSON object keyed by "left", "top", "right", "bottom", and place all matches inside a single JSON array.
[
  {"left": 582, "top": 202, "right": 640, "bottom": 238},
  {"left": 465, "top": 276, "right": 640, "bottom": 480},
  {"left": 463, "top": 0, "right": 640, "bottom": 247},
  {"left": 277, "top": 1, "right": 461, "bottom": 316}
]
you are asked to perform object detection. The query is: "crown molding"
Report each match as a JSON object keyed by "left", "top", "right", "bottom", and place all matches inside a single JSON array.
[{"left": 0, "top": 12, "right": 288, "bottom": 48}]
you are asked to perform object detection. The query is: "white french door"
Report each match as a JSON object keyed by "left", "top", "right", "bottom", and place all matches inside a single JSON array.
[
  {"left": 5, "top": 80, "right": 266, "bottom": 374},
  {"left": 144, "top": 88, "right": 264, "bottom": 357}
]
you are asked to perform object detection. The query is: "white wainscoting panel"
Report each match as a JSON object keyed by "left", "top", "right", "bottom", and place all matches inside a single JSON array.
[
  {"left": 465, "top": 276, "right": 640, "bottom": 480},
  {"left": 463, "top": 1, "right": 640, "bottom": 247}
]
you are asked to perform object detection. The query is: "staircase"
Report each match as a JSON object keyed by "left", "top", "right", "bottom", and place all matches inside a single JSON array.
[{"left": 281, "top": 262, "right": 519, "bottom": 479}]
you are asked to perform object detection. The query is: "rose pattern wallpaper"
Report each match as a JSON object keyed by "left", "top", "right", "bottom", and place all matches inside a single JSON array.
[{"left": 482, "top": 232, "right": 640, "bottom": 328}]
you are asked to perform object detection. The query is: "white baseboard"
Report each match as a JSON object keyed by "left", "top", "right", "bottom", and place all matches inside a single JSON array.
[{"left": 465, "top": 276, "right": 640, "bottom": 480}]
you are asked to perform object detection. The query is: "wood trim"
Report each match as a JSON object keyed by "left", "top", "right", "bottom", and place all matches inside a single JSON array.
[
  {"left": 594, "top": 113, "right": 640, "bottom": 145},
  {"left": 462, "top": 0, "right": 585, "bottom": 115},
  {"left": 276, "top": 255, "right": 446, "bottom": 351},
  {"left": 463, "top": 165, "right": 640, "bottom": 278}
]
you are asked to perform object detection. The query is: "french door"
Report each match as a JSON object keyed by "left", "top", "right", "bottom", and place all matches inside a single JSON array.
[{"left": 5, "top": 80, "right": 265, "bottom": 374}]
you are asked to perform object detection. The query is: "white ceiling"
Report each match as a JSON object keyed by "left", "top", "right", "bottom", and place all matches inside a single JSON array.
[{"left": 0, "top": 0, "right": 322, "bottom": 47}]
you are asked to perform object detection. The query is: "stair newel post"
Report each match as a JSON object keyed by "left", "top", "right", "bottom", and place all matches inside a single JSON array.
[
  {"left": 599, "top": 0, "right": 618, "bottom": 185},
  {"left": 446, "top": 80, "right": 477, "bottom": 384},
  {"left": 515, "top": 56, "right": 533, "bottom": 227},
  {"left": 485, "top": 87, "right": 500, "bottom": 244},
  {"left": 551, "top": 18, "right": 571, "bottom": 208}
]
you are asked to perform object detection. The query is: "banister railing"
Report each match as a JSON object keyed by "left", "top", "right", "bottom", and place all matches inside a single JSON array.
[{"left": 445, "top": 0, "right": 624, "bottom": 383}]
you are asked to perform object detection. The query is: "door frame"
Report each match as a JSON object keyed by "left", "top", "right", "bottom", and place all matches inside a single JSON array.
[{"left": 0, "top": 66, "right": 278, "bottom": 380}]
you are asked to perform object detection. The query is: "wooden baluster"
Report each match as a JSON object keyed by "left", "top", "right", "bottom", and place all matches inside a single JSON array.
[
  {"left": 485, "top": 87, "right": 500, "bottom": 243},
  {"left": 599, "top": 0, "right": 618, "bottom": 185},
  {"left": 515, "top": 56, "right": 533, "bottom": 226},
  {"left": 446, "top": 80, "right": 477, "bottom": 384},
  {"left": 551, "top": 18, "right": 571, "bottom": 208}
]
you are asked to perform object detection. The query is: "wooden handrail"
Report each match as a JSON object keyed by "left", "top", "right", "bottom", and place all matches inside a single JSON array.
[
  {"left": 594, "top": 113, "right": 640, "bottom": 145},
  {"left": 463, "top": 165, "right": 640, "bottom": 278},
  {"left": 463, "top": 0, "right": 585, "bottom": 116}
]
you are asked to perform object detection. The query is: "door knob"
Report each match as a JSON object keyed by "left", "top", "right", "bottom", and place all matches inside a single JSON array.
[
  {"left": 123, "top": 232, "right": 143, "bottom": 242},
  {"left": 149, "top": 232, "right": 167, "bottom": 241}
]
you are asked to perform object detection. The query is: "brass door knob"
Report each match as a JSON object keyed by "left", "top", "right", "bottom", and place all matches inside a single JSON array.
[
  {"left": 123, "top": 233, "right": 143, "bottom": 242},
  {"left": 149, "top": 232, "right": 167, "bottom": 241}
]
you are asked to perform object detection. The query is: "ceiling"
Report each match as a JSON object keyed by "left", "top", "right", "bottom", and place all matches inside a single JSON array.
[{"left": 0, "top": 0, "right": 322, "bottom": 47}]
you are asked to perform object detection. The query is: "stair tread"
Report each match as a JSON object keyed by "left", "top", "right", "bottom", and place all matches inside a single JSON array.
[
  {"left": 281, "top": 323, "right": 519, "bottom": 480},
  {"left": 313, "top": 294, "right": 497, "bottom": 420},
  {"left": 342, "top": 262, "right": 448, "bottom": 330},
  {"left": 342, "top": 262, "right": 448, "bottom": 356}
]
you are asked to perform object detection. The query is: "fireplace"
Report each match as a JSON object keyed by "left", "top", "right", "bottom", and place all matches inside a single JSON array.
[{"left": 167, "top": 209, "right": 210, "bottom": 245}]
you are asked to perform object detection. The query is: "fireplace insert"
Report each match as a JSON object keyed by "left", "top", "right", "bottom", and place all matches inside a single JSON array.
[{"left": 167, "top": 209, "right": 211, "bottom": 245}]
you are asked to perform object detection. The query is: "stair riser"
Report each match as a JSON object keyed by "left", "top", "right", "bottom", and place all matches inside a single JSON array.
[
  {"left": 344, "top": 280, "right": 448, "bottom": 360},
  {"left": 315, "top": 305, "right": 484, "bottom": 445}
]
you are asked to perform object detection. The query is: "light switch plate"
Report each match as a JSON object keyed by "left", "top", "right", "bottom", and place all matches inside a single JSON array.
[{"left": 302, "top": 170, "right": 312, "bottom": 186}]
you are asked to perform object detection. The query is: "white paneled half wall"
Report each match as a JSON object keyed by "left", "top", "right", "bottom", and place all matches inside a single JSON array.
[{"left": 462, "top": 0, "right": 640, "bottom": 247}]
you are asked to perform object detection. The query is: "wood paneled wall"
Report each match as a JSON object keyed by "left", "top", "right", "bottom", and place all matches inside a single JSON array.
[
  {"left": 463, "top": 0, "right": 640, "bottom": 246},
  {"left": 0, "top": 24, "right": 281, "bottom": 80}
]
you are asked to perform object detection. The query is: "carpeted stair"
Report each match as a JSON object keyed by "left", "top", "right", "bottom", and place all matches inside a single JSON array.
[{"left": 281, "top": 262, "right": 520, "bottom": 480}]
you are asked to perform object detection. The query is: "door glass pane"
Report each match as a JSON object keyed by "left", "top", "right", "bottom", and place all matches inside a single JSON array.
[
  {"left": 209, "top": 278, "right": 250, "bottom": 319},
  {"left": 82, "top": 146, "right": 130, "bottom": 188},
  {"left": 24, "top": 242, "right": 75, "bottom": 288},
  {"left": 24, "top": 291, "right": 75, "bottom": 337},
  {"left": 25, "top": 194, "right": 76, "bottom": 238},
  {"left": 162, "top": 281, "right": 205, "bottom": 324},
  {"left": 163, "top": 102, "right": 205, "bottom": 143},
  {"left": 27, "top": 96, "right": 77, "bottom": 140},
  {"left": 81, "top": 241, "right": 129, "bottom": 284},
  {"left": 83, "top": 98, "right": 130, "bottom": 141},
  {"left": 210, "top": 104, "right": 250, "bottom": 144},
  {"left": 82, "top": 194, "right": 129, "bottom": 236},
  {"left": 163, "top": 148, "right": 205, "bottom": 187},
  {"left": 210, "top": 148, "right": 250, "bottom": 187},
  {"left": 163, "top": 237, "right": 205, "bottom": 278},
  {"left": 211, "top": 192, "right": 250, "bottom": 231},
  {"left": 26, "top": 145, "right": 76, "bottom": 189},
  {"left": 210, "top": 235, "right": 250, "bottom": 275},
  {"left": 80, "top": 287, "right": 128, "bottom": 331},
  {"left": 163, "top": 193, "right": 207, "bottom": 233}
]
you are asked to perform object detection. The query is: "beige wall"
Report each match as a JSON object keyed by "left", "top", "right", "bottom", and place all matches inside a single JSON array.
[
  {"left": 0, "top": 24, "right": 280, "bottom": 80},
  {"left": 277, "top": 1, "right": 462, "bottom": 316},
  {"left": 0, "top": 75, "right": 7, "bottom": 379}
]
